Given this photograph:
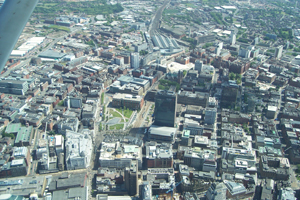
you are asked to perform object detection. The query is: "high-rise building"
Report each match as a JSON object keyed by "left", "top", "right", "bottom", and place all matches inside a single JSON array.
[
  {"left": 221, "top": 80, "right": 239, "bottom": 108},
  {"left": 204, "top": 107, "right": 217, "bottom": 125},
  {"left": 215, "top": 47, "right": 221, "bottom": 56},
  {"left": 230, "top": 31, "right": 236, "bottom": 45},
  {"left": 254, "top": 37, "right": 259, "bottom": 45},
  {"left": 195, "top": 60, "right": 203, "bottom": 72},
  {"left": 275, "top": 45, "right": 283, "bottom": 59},
  {"left": 238, "top": 48, "right": 251, "bottom": 58},
  {"left": 154, "top": 90, "right": 177, "bottom": 127},
  {"left": 130, "top": 52, "right": 139, "bottom": 69},
  {"left": 125, "top": 161, "right": 139, "bottom": 196}
]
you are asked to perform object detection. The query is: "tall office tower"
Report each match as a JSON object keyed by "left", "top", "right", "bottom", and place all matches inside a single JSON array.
[
  {"left": 215, "top": 47, "right": 221, "bottom": 56},
  {"left": 125, "top": 161, "right": 138, "bottom": 196},
  {"left": 195, "top": 60, "right": 203, "bottom": 72},
  {"left": 130, "top": 52, "right": 139, "bottom": 69},
  {"left": 221, "top": 81, "right": 239, "bottom": 109},
  {"left": 154, "top": 90, "right": 177, "bottom": 127},
  {"left": 275, "top": 45, "right": 283, "bottom": 59},
  {"left": 230, "top": 31, "right": 236, "bottom": 45},
  {"left": 254, "top": 37, "right": 259, "bottom": 45},
  {"left": 216, "top": 42, "right": 223, "bottom": 49},
  {"left": 204, "top": 107, "right": 217, "bottom": 125}
]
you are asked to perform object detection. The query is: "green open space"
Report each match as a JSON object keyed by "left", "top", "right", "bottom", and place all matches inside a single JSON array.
[
  {"left": 109, "top": 124, "right": 124, "bottom": 130},
  {"left": 110, "top": 110, "right": 125, "bottom": 122},
  {"left": 43, "top": 25, "right": 70, "bottom": 32},
  {"left": 34, "top": 0, "right": 123, "bottom": 16},
  {"left": 116, "top": 108, "right": 133, "bottom": 119},
  {"left": 163, "top": 9, "right": 179, "bottom": 15},
  {"left": 158, "top": 79, "right": 180, "bottom": 92}
]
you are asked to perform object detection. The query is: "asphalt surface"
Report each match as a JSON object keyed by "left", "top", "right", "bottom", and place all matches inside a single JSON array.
[{"left": 149, "top": 0, "right": 170, "bottom": 36}]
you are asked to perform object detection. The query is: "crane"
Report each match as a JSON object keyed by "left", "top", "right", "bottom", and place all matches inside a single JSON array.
[{"left": 166, "top": 179, "right": 184, "bottom": 199}]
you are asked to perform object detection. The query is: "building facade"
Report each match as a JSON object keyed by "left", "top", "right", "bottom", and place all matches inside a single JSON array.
[{"left": 154, "top": 90, "right": 177, "bottom": 127}]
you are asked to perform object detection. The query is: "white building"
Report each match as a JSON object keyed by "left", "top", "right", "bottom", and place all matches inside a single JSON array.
[
  {"left": 238, "top": 48, "right": 251, "bottom": 58},
  {"left": 65, "top": 130, "right": 92, "bottom": 170},
  {"left": 230, "top": 32, "right": 236, "bottom": 45},
  {"left": 275, "top": 45, "right": 283, "bottom": 59},
  {"left": 99, "top": 142, "right": 142, "bottom": 169}
]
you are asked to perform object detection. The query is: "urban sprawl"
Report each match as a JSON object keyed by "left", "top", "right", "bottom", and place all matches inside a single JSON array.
[{"left": 0, "top": 0, "right": 300, "bottom": 200}]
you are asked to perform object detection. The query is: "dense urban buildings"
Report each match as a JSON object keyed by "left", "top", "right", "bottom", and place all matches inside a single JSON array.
[{"left": 0, "top": 0, "right": 299, "bottom": 199}]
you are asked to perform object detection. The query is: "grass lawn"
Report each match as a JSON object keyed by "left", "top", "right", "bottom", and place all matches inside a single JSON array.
[
  {"left": 109, "top": 110, "right": 124, "bottom": 122},
  {"left": 47, "top": 25, "right": 70, "bottom": 32},
  {"left": 164, "top": 9, "right": 179, "bottom": 14},
  {"left": 185, "top": 3, "right": 196, "bottom": 8},
  {"left": 116, "top": 108, "right": 133, "bottom": 119},
  {"left": 111, "top": 111, "right": 122, "bottom": 118},
  {"left": 109, "top": 124, "right": 124, "bottom": 130}
]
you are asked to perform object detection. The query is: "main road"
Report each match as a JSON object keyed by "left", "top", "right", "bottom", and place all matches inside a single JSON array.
[{"left": 149, "top": 0, "right": 170, "bottom": 36}]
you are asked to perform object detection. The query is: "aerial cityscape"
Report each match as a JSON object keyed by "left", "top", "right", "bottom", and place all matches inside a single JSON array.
[{"left": 0, "top": 0, "right": 299, "bottom": 199}]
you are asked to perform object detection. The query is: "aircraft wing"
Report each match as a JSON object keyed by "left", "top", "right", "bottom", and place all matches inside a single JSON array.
[{"left": 0, "top": 0, "right": 39, "bottom": 72}]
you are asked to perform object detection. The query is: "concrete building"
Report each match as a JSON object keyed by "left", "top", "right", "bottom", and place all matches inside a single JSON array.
[
  {"left": 186, "top": 105, "right": 204, "bottom": 115},
  {"left": 183, "top": 114, "right": 203, "bottom": 135},
  {"left": 0, "top": 80, "right": 28, "bottom": 95},
  {"left": 154, "top": 90, "right": 177, "bottom": 127},
  {"left": 184, "top": 147, "right": 217, "bottom": 171},
  {"left": 56, "top": 118, "right": 79, "bottom": 134},
  {"left": 224, "top": 180, "right": 246, "bottom": 198},
  {"left": 125, "top": 161, "right": 139, "bottom": 196},
  {"left": 230, "top": 32, "right": 236, "bottom": 45},
  {"left": 48, "top": 135, "right": 64, "bottom": 155},
  {"left": 266, "top": 105, "right": 277, "bottom": 119},
  {"left": 65, "top": 130, "right": 93, "bottom": 170},
  {"left": 204, "top": 107, "right": 217, "bottom": 125},
  {"left": 277, "top": 188, "right": 296, "bottom": 200},
  {"left": 65, "top": 97, "right": 82, "bottom": 109},
  {"left": 130, "top": 53, "right": 139, "bottom": 69},
  {"left": 99, "top": 142, "right": 142, "bottom": 169},
  {"left": 206, "top": 182, "right": 227, "bottom": 200},
  {"left": 221, "top": 80, "right": 239, "bottom": 108},
  {"left": 114, "top": 56, "right": 124, "bottom": 66},
  {"left": 48, "top": 172, "right": 88, "bottom": 200},
  {"left": 238, "top": 49, "right": 251, "bottom": 58},
  {"left": 134, "top": 43, "right": 148, "bottom": 52},
  {"left": 148, "top": 125, "right": 177, "bottom": 143},
  {"left": 145, "top": 168, "right": 175, "bottom": 194},
  {"left": 145, "top": 142, "right": 173, "bottom": 168},
  {"left": 12, "top": 146, "right": 30, "bottom": 165},
  {"left": 197, "top": 35, "right": 215, "bottom": 44},
  {"left": 14, "top": 126, "right": 34, "bottom": 147},
  {"left": 142, "top": 182, "right": 152, "bottom": 200},
  {"left": 194, "top": 60, "right": 203, "bottom": 72},
  {"left": 177, "top": 91, "right": 209, "bottom": 107},
  {"left": 259, "top": 156, "right": 289, "bottom": 180},
  {"left": 275, "top": 45, "right": 283, "bottom": 59},
  {"left": 112, "top": 93, "right": 144, "bottom": 110}
]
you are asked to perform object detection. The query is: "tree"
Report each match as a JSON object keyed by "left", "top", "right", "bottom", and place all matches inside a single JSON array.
[
  {"left": 139, "top": 50, "right": 148, "bottom": 56},
  {"left": 48, "top": 131, "right": 56, "bottom": 135},
  {"left": 58, "top": 100, "right": 64, "bottom": 106},
  {"left": 236, "top": 74, "right": 242, "bottom": 80},
  {"left": 229, "top": 72, "right": 236, "bottom": 80}
]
